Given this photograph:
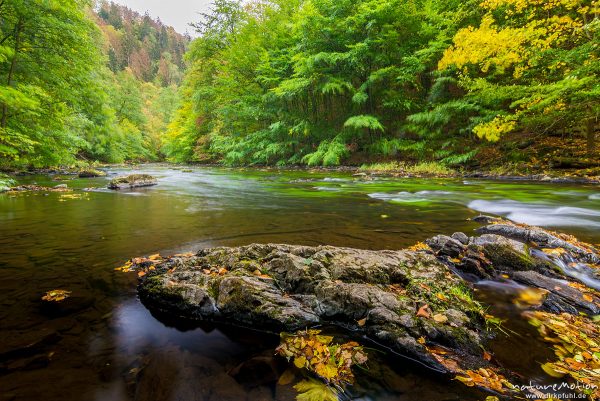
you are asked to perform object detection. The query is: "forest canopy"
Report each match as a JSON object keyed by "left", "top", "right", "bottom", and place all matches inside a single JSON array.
[
  {"left": 163, "top": 0, "right": 598, "bottom": 167},
  {"left": 0, "top": 0, "right": 597, "bottom": 168},
  {"left": 0, "top": 0, "right": 188, "bottom": 167}
]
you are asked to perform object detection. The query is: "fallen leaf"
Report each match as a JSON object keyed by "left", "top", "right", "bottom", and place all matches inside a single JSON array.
[
  {"left": 357, "top": 318, "right": 367, "bottom": 327},
  {"left": 416, "top": 304, "right": 431, "bottom": 318},
  {"left": 42, "top": 290, "right": 72, "bottom": 302},
  {"left": 294, "top": 356, "right": 307, "bottom": 369},
  {"left": 541, "top": 362, "right": 565, "bottom": 378},
  {"left": 433, "top": 314, "right": 448, "bottom": 324},
  {"left": 513, "top": 288, "right": 547, "bottom": 307}
]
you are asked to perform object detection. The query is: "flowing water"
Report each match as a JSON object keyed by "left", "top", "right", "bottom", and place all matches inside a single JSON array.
[{"left": 1, "top": 165, "right": 599, "bottom": 401}]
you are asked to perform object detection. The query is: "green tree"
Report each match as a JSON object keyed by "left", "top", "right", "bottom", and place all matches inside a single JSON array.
[{"left": 0, "top": 0, "right": 103, "bottom": 165}]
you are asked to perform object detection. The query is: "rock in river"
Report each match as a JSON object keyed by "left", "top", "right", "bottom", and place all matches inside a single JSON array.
[
  {"left": 137, "top": 244, "right": 487, "bottom": 373},
  {"left": 78, "top": 169, "right": 106, "bottom": 178},
  {"left": 108, "top": 174, "right": 157, "bottom": 190},
  {"left": 131, "top": 217, "right": 600, "bottom": 380}
]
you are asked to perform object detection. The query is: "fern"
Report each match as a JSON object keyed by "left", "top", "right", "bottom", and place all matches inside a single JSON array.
[
  {"left": 301, "top": 137, "right": 349, "bottom": 167},
  {"left": 344, "top": 115, "right": 385, "bottom": 132},
  {"left": 440, "top": 149, "right": 478, "bottom": 165},
  {"left": 321, "top": 78, "right": 353, "bottom": 95}
]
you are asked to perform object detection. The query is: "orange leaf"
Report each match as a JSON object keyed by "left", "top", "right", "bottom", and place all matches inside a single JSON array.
[{"left": 416, "top": 304, "right": 431, "bottom": 318}]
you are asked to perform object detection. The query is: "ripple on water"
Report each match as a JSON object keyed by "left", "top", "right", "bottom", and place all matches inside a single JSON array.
[
  {"left": 468, "top": 199, "right": 600, "bottom": 229},
  {"left": 368, "top": 190, "right": 454, "bottom": 203},
  {"left": 313, "top": 186, "right": 342, "bottom": 192}
]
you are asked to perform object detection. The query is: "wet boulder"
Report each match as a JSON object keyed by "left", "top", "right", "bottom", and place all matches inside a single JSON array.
[
  {"left": 477, "top": 222, "right": 600, "bottom": 265},
  {"left": 469, "top": 234, "right": 535, "bottom": 271},
  {"left": 108, "top": 174, "right": 157, "bottom": 190},
  {"left": 137, "top": 244, "right": 487, "bottom": 373},
  {"left": 512, "top": 271, "right": 600, "bottom": 315},
  {"left": 426, "top": 235, "right": 465, "bottom": 258}
]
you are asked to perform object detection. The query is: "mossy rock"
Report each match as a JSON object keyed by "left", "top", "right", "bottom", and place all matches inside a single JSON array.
[
  {"left": 79, "top": 169, "right": 107, "bottom": 178},
  {"left": 108, "top": 174, "right": 157, "bottom": 190},
  {"left": 135, "top": 243, "right": 487, "bottom": 374}
]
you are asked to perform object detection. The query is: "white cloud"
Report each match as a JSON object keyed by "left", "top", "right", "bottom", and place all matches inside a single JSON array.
[{"left": 110, "top": 0, "right": 213, "bottom": 35}]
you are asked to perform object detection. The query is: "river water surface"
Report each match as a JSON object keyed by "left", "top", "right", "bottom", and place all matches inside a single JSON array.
[{"left": 1, "top": 166, "right": 599, "bottom": 401}]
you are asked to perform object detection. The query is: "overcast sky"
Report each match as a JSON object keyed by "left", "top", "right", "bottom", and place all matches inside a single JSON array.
[{"left": 111, "top": 0, "right": 213, "bottom": 35}]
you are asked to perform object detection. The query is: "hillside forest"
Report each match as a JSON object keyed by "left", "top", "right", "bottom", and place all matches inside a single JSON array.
[{"left": 0, "top": 0, "right": 598, "bottom": 171}]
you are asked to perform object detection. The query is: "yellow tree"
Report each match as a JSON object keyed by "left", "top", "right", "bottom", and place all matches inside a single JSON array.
[{"left": 439, "top": 0, "right": 599, "bottom": 153}]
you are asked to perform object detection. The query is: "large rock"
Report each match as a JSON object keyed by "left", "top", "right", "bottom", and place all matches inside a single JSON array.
[
  {"left": 78, "top": 169, "right": 106, "bottom": 178},
  {"left": 133, "top": 217, "right": 600, "bottom": 382},
  {"left": 477, "top": 222, "right": 600, "bottom": 264},
  {"left": 512, "top": 271, "right": 600, "bottom": 315},
  {"left": 138, "top": 244, "right": 487, "bottom": 373},
  {"left": 108, "top": 174, "right": 157, "bottom": 190}
]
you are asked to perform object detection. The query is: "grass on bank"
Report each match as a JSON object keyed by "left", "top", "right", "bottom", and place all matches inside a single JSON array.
[{"left": 360, "top": 161, "right": 455, "bottom": 176}]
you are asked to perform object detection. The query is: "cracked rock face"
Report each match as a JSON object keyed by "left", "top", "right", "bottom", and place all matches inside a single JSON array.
[{"left": 138, "top": 244, "right": 486, "bottom": 372}]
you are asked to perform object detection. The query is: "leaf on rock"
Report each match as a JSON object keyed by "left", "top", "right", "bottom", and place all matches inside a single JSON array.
[
  {"left": 433, "top": 314, "right": 448, "bottom": 324},
  {"left": 416, "top": 304, "right": 431, "bottom": 318},
  {"left": 276, "top": 329, "right": 368, "bottom": 387}
]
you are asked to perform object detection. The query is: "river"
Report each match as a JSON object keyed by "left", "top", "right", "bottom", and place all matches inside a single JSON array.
[{"left": 1, "top": 165, "right": 598, "bottom": 401}]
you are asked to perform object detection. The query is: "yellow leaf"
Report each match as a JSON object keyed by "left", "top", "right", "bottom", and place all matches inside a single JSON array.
[
  {"left": 294, "top": 356, "right": 307, "bottom": 369},
  {"left": 433, "top": 314, "right": 448, "bottom": 324},
  {"left": 541, "top": 362, "right": 565, "bottom": 378},
  {"left": 41, "top": 289, "right": 72, "bottom": 302},
  {"left": 314, "top": 363, "right": 338, "bottom": 380},
  {"left": 357, "top": 317, "right": 367, "bottom": 327},
  {"left": 513, "top": 288, "right": 547, "bottom": 307},
  {"left": 293, "top": 379, "right": 338, "bottom": 401}
]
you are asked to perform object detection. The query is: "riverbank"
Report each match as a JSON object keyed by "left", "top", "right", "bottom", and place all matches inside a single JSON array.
[{"left": 2, "top": 161, "right": 600, "bottom": 185}]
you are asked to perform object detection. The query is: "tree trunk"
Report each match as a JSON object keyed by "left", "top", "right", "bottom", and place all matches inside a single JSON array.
[
  {"left": 586, "top": 117, "right": 596, "bottom": 158},
  {"left": 1, "top": 18, "right": 23, "bottom": 129}
]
